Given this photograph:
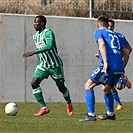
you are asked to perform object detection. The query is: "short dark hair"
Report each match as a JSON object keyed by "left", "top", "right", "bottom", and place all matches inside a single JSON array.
[
  {"left": 108, "top": 19, "right": 115, "bottom": 27},
  {"left": 35, "top": 15, "right": 47, "bottom": 25},
  {"left": 98, "top": 15, "right": 109, "bottom": 27}
]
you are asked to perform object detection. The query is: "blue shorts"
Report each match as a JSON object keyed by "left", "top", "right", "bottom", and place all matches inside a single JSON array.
[{"left": 90, "top": 65, "right": 124, "bottom": 87}]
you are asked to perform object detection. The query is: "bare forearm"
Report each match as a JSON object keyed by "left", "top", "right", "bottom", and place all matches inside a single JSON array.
[
  {"left": 123, "top": 55, "right": 129, "bottom": 68},
  {"left": 99, "top": 43, "right": 107, "bottom": 64},
  {"left": 22, "top": 51, "right": 35, "bottom": 57}
]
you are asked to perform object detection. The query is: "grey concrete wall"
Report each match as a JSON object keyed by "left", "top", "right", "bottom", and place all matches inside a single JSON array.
[{"left": 0, "top": 14, "right": 132, "bottom": 103}]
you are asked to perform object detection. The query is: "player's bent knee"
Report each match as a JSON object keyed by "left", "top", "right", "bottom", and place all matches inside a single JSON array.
[
  {"left": 84, "top": 82, "right": 96, "bottom": 90},
  {"left": 31, "top": 81, "right": 39, "bottom": 89},
  {"left": 84, "top": 82, "right": 91, "bottom": 90},
  {"left": 102, "top": 85, "right": 111, "bottom": 94},
  {"left": 103, "top": 89, "right": 110, "bottom": 94}
]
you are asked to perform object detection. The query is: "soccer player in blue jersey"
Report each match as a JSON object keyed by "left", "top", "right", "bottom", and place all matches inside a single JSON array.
[
  {"left": 22, "top": 15, "right": 74, "bottom": 116},
  {"left": 79, "top": 15, "right": 129, "bottom": 121},
  {"left": 95, "top": 19, "right": 132, "bottom": 111},
  {"left": 107, "top": 19, "right": 132, "bottom": 111}
]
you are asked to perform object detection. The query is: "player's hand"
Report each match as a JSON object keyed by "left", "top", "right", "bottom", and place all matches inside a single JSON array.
[
  {"left": 95, "top": 54, "right": 99, "bottom": 59},
  {"left": 22, "top": 51, "right": 35, "bottom": 57}
]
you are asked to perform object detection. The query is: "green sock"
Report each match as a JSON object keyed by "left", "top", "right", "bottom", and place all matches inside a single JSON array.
[
  {"left": 63, "top": 89, "right": 72, "bottom": 105},
  {"left": 33, "top": 87, "right": 46, "bottom": 108}
]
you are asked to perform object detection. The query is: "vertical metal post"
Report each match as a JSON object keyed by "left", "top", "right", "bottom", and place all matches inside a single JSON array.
[
  {"left": 132, "top": 1, "right": 133, "bottom": 20},
  {"left": 24, "top": 0, "right": 27, "bottom": 102},
  {"left": 114, "top": 0, "right": 116, "bottom": 11},
  {"left": 24, "top": 0, "right": 26, "bottom": 14},
  {"left": 90, "top": 0, "right": 94, "bottom": 18}
]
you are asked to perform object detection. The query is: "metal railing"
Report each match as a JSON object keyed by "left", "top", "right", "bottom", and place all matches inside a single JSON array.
[{"left": 0, "top": 0, "right": 132, "bottom": 19}]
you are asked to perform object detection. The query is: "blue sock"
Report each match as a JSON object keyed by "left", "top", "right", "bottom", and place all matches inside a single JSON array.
[
  {"left": 85, "top": 89, "right": 95, "bottom": 114},
  {"left": 112, "top": 90, "right": 121, "bottom": 105},
  {"left": 104, "top": 92, "right": 114, "bottom": 112}
]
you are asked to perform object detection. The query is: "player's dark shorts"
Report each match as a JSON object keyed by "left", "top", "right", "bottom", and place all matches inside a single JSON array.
[
  {"left": 90, "top": 65, "right": 124, "bottom": 87},
  {"left": 34, "top": 65, "right": 65, "bottom": 86}
]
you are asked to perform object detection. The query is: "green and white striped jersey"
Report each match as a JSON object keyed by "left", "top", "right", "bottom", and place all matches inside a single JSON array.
[{"left": 33, "top": 28, "right": 63, "bottom": 69}]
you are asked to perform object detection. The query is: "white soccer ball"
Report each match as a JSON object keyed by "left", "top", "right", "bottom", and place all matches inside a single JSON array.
[{"left": 5, "top": 102, "right": 18, "bottom": 116}]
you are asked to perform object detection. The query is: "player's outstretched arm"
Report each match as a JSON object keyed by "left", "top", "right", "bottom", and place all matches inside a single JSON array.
[{"left": 22, "top": 51, "right": 35, "bottom": 58}]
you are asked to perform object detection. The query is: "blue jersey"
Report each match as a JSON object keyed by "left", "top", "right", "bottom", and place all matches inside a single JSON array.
[
  {"left": 117, "top": 32, "right": 129, "bottom": 48},
  {"left": 94, "top": 28, "right": 124, "bottom": 73}
]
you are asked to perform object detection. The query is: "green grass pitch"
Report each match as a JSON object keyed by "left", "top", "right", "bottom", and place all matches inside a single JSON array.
[{"left": 0, "top": 102, "right": 133, "bottom": 133}]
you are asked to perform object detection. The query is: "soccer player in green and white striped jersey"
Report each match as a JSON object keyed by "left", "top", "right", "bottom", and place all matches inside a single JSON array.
[{"left": 22, "top": 15, "right": 74, "bottom": 116}]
